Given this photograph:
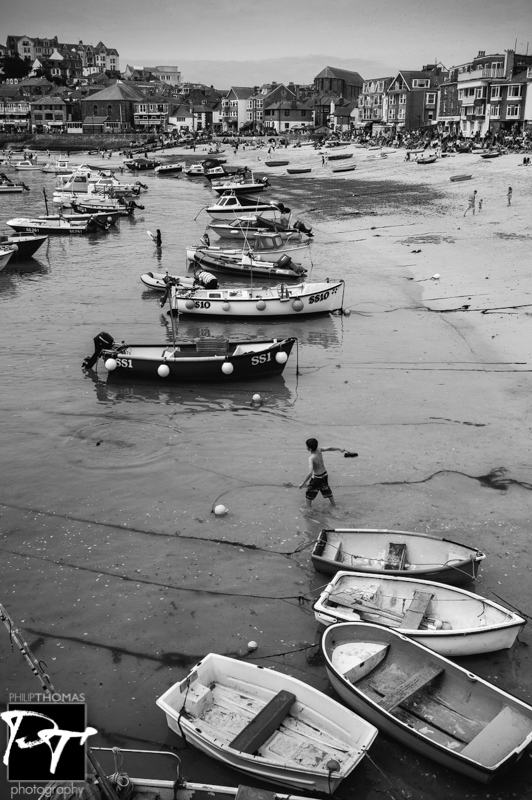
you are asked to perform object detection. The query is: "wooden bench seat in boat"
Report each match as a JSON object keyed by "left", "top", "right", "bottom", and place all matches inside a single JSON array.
[
  {"left": 401, "top": 591, "right": 433, "bottom": 630},
  {"left": 229, "top": 690, "right": 296, "bottom": 754},
  {"left": 195, "top": 338, "right": 229, "bottom": 356},
  {"left": 384, "top": 542, "right": 407, "bottom": 570},
  {"left": 459, "top": 705, "right": 532, "bottom": 765},
  {"left": 375, "top": 663, "right": 443, "bottom": 712}
]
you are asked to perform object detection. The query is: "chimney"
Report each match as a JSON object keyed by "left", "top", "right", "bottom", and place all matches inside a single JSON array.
[{"left": 477, "top": 50, "right": 485, "bottom": 57}]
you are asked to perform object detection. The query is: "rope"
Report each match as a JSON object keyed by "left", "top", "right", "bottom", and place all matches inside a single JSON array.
[{"left": 107, "top": 747, "right": 133, "bottom": 800}]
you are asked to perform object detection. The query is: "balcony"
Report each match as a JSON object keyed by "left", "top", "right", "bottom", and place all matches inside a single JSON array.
[{"left": 457, "top": 67, "right": 505, "bottom": 82}]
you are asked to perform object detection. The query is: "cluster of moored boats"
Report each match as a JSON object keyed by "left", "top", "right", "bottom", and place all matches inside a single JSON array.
[{"left": 83, "top": 156, "right": 346, "bottom": 382}]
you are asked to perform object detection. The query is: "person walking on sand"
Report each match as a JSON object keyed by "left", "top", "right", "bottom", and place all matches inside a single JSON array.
[
  {"left": 299, "top": 438, "right": 352, "bottom": 508},
  {"left": 464, "top": 189, "right": 477, "bottom": 217},
  {"left": 478, "top": 198, "right": 483, "bottom": 212},
  {"left": 507, "top": 186, "right": 512, "bottom": 206}
]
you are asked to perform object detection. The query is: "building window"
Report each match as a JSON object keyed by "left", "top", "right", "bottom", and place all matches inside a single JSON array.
[
  {"left": 107, "top": 105, "right": 112, "bottom": 117},
  {"left": 284, "top": 110, "right": 290, "bottom": 116},
  {"left": 426, "top": 93, "right": 436, "bottom": 105},
  {"left": 412, "top": 79, "right": 429, "bottom": 88},
  {"left": 490, "top": 86, "right": 501, "bottom": 99},
  {"left": 93, "top": 105, "right": 98, "bottom": 115},
  {"left": 490, "top": 105, "right": 500, "bottom": 117},
  {"left": 301, "top": 110, "right": 306, "bottom": 116},
  {"left": 506, "top": 105, "right": 520, "bottom": 117},
  {"left": 507, "top": 85, "right": 521, "bottom": 98},
  {"left": 399, "top": 94, "right": 406, "bottom": 105}
]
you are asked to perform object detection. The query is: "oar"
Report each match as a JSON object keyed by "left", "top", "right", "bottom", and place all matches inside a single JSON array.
[{"left": 42, "top": 187, "right": 49, "bottom": 215}]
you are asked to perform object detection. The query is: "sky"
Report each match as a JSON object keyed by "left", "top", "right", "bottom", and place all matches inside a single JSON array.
[{"left": 3, "top": 0, "right": 532, "bottom": 88}]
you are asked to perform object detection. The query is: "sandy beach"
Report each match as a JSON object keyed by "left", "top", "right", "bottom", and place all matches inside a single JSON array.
[{"left": 1, "top": 140, "right": 532, "bottom": 799}]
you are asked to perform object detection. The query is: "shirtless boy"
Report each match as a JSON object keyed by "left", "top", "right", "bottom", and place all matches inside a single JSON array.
[{"left": 299, "top": 438, "right": 348, "bottom": 507}]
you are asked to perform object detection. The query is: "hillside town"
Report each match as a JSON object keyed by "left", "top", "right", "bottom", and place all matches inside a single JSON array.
[{"left": 1, "top": 34, "right": 532, "bottom": 146}]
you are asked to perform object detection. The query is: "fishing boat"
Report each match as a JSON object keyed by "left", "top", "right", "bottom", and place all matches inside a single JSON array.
[
  {"left": 321, "top": 621, "right": 532, "bottom": 783},
  {"left": 169, "top": 279, "right": 345, "bottom": 318},
  {"left": 206, "top": 194, "right": 291, "bottom": 222},
  {"left": 313, "top": 570, "right": 524, "bottom": 656},
  {"left": 41, "top": 159, "right": 72, "bottom": 174},
  {"left": 287, "top": 168, "right": 312, "bottom": 174},
  {"left": 328, "top": 153, "right": 353, "bottom": 161},
  {"left": 82, "top": 332, "right": 296, "bottom": 382},
  {"left": 6, "top": 216, "right": 108, "bottom": 235},
  {"left": 192, "top": 250, "right": 307, "bottom": 281},
  {"left": 311, "top": 528, "right": 485, "bottom": 585},
  {"left": 212, "top": 174, "right": 270, "bottom": 195},
  {"left": 0, "top": 232, "right": 48, "bottom": 258},
  {"left": 208, "top": 215, "right": 313, "bottom": 241},
  {"left": 123, "top": 157, "right": 161, "bottom": 170},
  {"left": 0, "top": 245, "right": 16, "bottom": 271},
  {"left": 156, "top": 652, "right": 378, "bottom": 792},
  {"left": 188, "top": 231, "right": 310, "bottom": 264},
  {"left": 71, "top": 197, "right": 140, "bottom": 216},
  {"left": 13, "top": 160, "right": 41, "bottom": 171},
  {"left": 450, "top": 174, "right": 472, "bottom": 182},
  {"left": 88, "top": 746, "right": 320, "bottom": 800},
  {"left": 154, "top": 162, "right": 183, "bottom": 174},
  {"left": 140, "top": 269, "right": 218, "bottom": 291},
  {"left": 264, "top": 160, "right": 290, "bottom": 167}
]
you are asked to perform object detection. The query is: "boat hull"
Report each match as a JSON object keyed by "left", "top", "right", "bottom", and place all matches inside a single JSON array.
[
  {"left": 156, "top": 652, "right": 378, "bottom": 792},
  {"left": 0, "top": 233, "right": 48, "bottom": 258},
  {"left": 311, "top": 528, "right": 485, "bottom": 585},
  {"left": 0, "top": 247, "right": 16, "bottom": 270},
  {"left": 172, "top": 281, "right": 344, "bottom": 317},
  {"left": 187, "top": 240, "right": 309, "bottom": 263},
  {"left": 0, "top": 185, "right": 25, "bottom": 193},
  {"left": 6, "top": 217, "right": 95, "bottom": 235},
  {"left": 313, "top": 570, "right": 524, "bottom": 656},
  {"left": 322, "top": 622, "right": 532, "bottom": 783},
  {"left": 98, "top": 338, "right": 296, "bottom": 382}
]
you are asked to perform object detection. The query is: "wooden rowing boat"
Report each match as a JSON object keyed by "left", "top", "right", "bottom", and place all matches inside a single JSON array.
[
  {"left": 450, "top": 174, "right": 472, "bottom": 182},
  {"left": 264, "top": 160, "right": 289, "bottom": 167},
  {"left": 328, "top": 153, "right": 353, "bottom": 161},
  {"left": 313, "top": 570, "right": 524, "bottom": 656},
  {"left": 322, "top": 622, "right": 532, "bottom": 783},
  {"left": 156, "top": 652, "right": 378, "bottom": 792},
  {"left": 287, "top": 168, "right": 311, "bottom": 174},
  {"left": 332, "top": 165, "right": 356, "bottom": 173},
  {"left": 311, "top": 528, "right": 485, "bottom": 584}
]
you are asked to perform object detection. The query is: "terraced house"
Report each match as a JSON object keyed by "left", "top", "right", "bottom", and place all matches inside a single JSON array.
[{"left": 385, "top": 65, "right": 445, "bottom": 131}]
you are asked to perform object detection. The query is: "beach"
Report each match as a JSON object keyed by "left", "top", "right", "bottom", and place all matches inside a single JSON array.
[{"left": 1, "top": 141, "right": 531, "bottom": 799}]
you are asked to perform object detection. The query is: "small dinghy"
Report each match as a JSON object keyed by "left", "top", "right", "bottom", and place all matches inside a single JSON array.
[
  {"left": 264, "top": 160, "right": 290, "bottom": 167},
  {"left": 332, "top": 165, "right": 356, "bottom": 173},
  {"left": 140, "top": 269, "right": 218, "bottom": 291},
  {"left": 328, "top": 153, "right": 353, "bottom": 161},
  {"left": 169, "top": 280, "right": 345, "bottom": 318},
  {"left": 481, "top": 150, "right": 501, "bottom": 159},
  {"left": 416, "top": 154, "right": 437, "bottom": 164},
  {"left": 313, "top": 570, "right": 524, "bottom": 656},
  {"left": 287, "top": 168, "right": 312, "bottom": 174},
  {"left": 322, "top": 622, "right": 532, "bottom": 783},
  {"left": 83, "top": 332, "right": 296, "bottom": 382},
  {"left": 188, "top": 231, "right": 310, "bottom": 264},
  {"left": 0, "top": 246, "right": 16, "bottom": 271},
  {"left": 311, "top": 528, "right": 485, "bottom": 584},
  {"left": 156, "top": 652, "right": 378, "bottom": 792},
  {"left": 6, "top": 216, "right": 107, "bottom": 235},
  {"left": 206, "top": 194, "right": 290, "bottom": 222},
  {"left": 450, "top": 174, "right": 473, "bottom": 182},
  {"left": 0, "top": 173, "right": 30, "bottom": 193},
  {"left": 208, "top": 215, "right": 313, "bottom": 241}
]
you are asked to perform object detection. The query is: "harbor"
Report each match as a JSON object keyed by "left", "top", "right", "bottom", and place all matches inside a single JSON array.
[{"left": 1, "top": 140, "right": 532, "bottom": 799}]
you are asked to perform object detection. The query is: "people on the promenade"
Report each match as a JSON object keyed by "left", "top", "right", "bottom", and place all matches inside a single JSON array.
[{"left": 464, "top": 190, "right": 477, "bottom": 217}]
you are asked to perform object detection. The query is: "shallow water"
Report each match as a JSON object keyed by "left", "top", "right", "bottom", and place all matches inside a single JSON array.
[{"left": 1, "top": 157, "right": 531, "bottom": 799}]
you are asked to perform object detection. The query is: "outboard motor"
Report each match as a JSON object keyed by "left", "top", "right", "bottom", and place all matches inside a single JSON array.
[
  {"left": 195, "top": 269, "right": 218, "bottom": 289},
  {"left": 293, "top": 219, "right": 313, "bottom": 237},
  {"left": 275, "top": 254, "right": 292, "bottom": 269},
  {"left": 82, "top": 331, "right": 114, "bottom": 370}
]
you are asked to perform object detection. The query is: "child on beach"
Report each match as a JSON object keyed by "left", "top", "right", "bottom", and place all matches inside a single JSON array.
[
  {"left": 478, "top": 199, "right": 483, "bottom": 212},
  {"left": 507, "top": 186, "right": 512, "bottom": 206},
  {"left": 299, "top": 438, "right": 350, "bottom": 508}
]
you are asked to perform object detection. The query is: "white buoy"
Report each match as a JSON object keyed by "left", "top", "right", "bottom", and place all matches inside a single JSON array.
[
  {"left": 247, "top": 641, "right": 258, "bottom": 652},
  {"left": 275, "top": 351, "right": 288, "bottom": 364},
  {"left": 214, "top": 504, "right": 228, "bottom": 516},
  {"left": 105, "top": 358, "right": 117, "bottom": 371},
  {"left": 252, "top": 393, "right": 261, "bottom": 403},
  {"left": 433, "top": 273, "right": 440, "bottom": 280},
  {"left": 158, "top": 364, "right": 170, "bottom": 377},
  {"left": 222, "top": 362, "right": 234, "bottom": 375}
]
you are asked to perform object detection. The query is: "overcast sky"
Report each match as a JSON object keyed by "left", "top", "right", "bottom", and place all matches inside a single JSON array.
[{"left": 3, "top": 0, "right": 531, "bottom": 87}]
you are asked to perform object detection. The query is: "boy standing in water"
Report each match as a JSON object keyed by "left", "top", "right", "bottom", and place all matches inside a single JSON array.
[{"left": 299, "top": 438, "right": 349, "bottom": 508}]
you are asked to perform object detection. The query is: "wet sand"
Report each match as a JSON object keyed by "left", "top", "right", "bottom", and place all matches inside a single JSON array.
[{"left": 1, "top": 143, "right": 532, "bottom": 799}]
